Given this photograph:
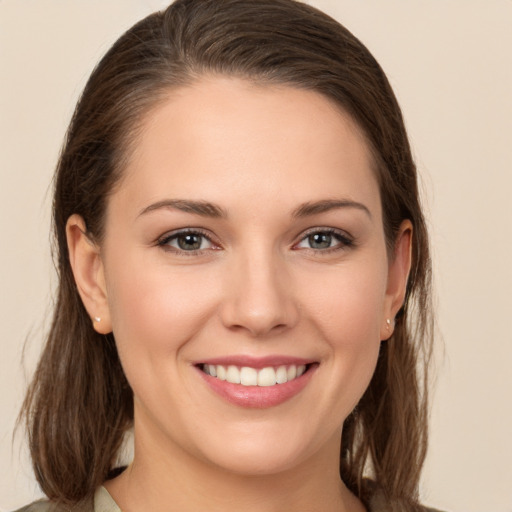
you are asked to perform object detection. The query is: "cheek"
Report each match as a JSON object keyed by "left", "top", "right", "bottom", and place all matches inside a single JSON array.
[
  {"left": 104, "top": 256, "right": 220, "bottom": 362},
  {"left": 302, "top": 256, "right": 388, "bottom": 344},
  {"left": 103, "top": 260, "right": 223, "bottom": 434},
  {"left": 298, "top": 256, "right": 387, "bottom": 409}
]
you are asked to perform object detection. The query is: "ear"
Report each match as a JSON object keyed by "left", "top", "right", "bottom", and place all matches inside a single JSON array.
[
  {"left": 66, "top": 214, "right": 112, "bottom": 334},
  {"left": 381, "top": 220, "right": 413, "bottom": 340}
]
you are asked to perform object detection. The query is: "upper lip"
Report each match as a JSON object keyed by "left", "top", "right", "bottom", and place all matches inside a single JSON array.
[{"left": 194, "top": 355, "right": 316, "bottom": 369}]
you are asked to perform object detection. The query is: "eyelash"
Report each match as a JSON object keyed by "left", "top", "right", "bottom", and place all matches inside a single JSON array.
[
  {"left": 156, "top": 228, "right": 219, "bottom": 256},
  {"left": 156, "top": 227, "right": 354, "bottom": 256},
  {"left": 294, "top": 228, "right": 355, "bottom": 254}
]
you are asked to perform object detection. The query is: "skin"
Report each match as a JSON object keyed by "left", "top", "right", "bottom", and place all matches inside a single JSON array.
[{"left": 67, "top": 77, "right": 412, "bottom": 512}]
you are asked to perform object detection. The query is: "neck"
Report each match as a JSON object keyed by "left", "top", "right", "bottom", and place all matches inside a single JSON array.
[{"left": 105, "top": 416, "right": 365, "bottom": 512}]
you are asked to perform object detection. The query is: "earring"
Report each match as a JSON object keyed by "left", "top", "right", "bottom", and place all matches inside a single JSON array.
[
  {"left": 94, "top": 316, "right": 101, "bottom": 323},
  {"left": 386, "top": 318, "right": 392, "bottom": 330}
]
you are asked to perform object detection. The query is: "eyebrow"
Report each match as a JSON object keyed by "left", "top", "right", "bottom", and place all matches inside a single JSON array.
[
  {"left": 138, "top": 197, "right": 371, "bottom": 220},
  {"left": 138, "top": 199, "right": 227, "bottom": 218},
  {"left": 292, "top": 199, "right": 372, "bottom": 219}
]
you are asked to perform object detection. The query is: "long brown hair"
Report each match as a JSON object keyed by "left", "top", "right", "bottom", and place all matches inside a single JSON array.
[{"left": 21, "top": 0, "right": 433, "bottom": 507}]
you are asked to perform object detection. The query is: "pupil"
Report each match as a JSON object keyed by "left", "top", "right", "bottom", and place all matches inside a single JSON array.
[
  {"left": 178, "top": 234, "right": 201, "bottom": 250},
  {"left": 309, "top": 233, "right": 331, "bottom": 249}
]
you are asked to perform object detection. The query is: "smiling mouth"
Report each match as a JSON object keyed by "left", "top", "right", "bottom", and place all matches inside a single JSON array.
[{"left": 200, "top": 363, "right": 310, "bottom": 387}]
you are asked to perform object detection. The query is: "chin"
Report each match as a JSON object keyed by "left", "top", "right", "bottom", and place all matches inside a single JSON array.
[
  {"left": 190, "top": 420, "right": 334, "bottom": 478},
  {"left": 206, "top": 445, "right": 308, "bottom": 477}
]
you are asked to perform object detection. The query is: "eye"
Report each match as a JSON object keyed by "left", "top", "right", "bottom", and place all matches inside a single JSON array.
[
  {"left": 295, "top": 229, "right": 353, "bottom": 251},
  {"left": 157, "top": 229, "right": 216, "bottom": 253}
]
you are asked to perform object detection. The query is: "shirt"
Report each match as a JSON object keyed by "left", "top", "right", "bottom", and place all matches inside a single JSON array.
[{"left": 14, "top": 485, "right": 444, "bottom": 511}]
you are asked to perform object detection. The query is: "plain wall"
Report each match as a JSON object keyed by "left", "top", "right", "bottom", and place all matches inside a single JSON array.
[{"left": 1, "top": 1, "right": 511, "bottom": 511}]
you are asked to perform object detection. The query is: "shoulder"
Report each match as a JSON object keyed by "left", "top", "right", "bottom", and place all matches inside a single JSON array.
[
  {"left": 368, "top": 493, "right": 446, "bottom": 512},
  {"left": 365, "top": 482, "right": 446, "bottom": 512},
  {"left": 11, "top": 487, "right": 118, "bottom": 512},
  {"left": 12, "top": 501, "right": 72, "bottom": 512},
  {"left": 12, "top": 496, "right": 93, "bottom": 512}
]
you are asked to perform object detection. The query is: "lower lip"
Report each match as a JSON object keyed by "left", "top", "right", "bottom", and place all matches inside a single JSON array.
[{"left": 196, "top": 365, "right": 317, "bottom": 409}]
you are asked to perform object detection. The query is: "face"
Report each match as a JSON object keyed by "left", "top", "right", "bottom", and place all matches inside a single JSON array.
[{"left": 70, "top": 77, "right": 410, "bottom": 477}]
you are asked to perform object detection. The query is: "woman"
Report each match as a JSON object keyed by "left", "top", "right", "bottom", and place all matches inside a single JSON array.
[{"left": 17, "top": 0, "right": 438, "bottom": 510}]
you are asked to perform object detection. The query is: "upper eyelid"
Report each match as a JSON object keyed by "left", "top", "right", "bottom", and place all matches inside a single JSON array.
[
  {"left": 292, "top": 227, "right": 355, "bottom": 252},
  {"left": 157, "top": 227, "right": 216, "bottom": 243},
  {"left": 156, "top": 229, "right": 220, "bottom": 257},
  {"left": 297, "top": 226, "right": 353, "bottom": 241}
]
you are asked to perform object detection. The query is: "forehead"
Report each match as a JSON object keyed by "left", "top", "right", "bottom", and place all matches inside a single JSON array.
[{"left": 111, "top": 77, "right": 381, "bottom": 221}]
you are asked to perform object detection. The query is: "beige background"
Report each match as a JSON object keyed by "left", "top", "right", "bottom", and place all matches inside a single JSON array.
[{"left": 1, "top": 1, "right": 511, "bottom": 511}]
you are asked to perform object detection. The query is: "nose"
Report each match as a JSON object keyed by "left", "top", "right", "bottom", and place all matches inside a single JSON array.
[{"left": 219, "top": 248, "right": 300, "bottom": 337}]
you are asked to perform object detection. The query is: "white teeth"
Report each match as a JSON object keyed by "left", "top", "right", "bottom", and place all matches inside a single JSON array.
[
  {"left": 276, "top": 365, "right": 288, "bottom": 384},
  {"left": 226, "top": 365, "right": 241, "bottom": 384},
  {"left": 202, "top": 363, "right": 309, "bottom": 386},
  {"left": 240, "top": 367, "right": 258, "bottom": 386},
  {"left": 258, "top": 367, "right": 277, "bottom": 386},
  {"left": 216, "top": 365, "right": 227, "bottom": 381}
]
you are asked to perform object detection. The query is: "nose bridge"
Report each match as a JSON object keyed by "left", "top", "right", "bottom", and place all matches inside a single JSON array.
[{"left": 220, "top": 241, "right": 298, "bottom": 336}]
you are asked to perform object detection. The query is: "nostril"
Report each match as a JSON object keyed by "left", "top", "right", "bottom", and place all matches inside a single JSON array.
[
  {"left": 225, "top": 319, "right": 290, "bottom": 338},
  {"left": 218, "top": 266, "right": 300, "bottom": 336}
]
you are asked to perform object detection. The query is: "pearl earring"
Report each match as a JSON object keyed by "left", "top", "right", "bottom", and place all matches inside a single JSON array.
[
  {"left": 94, "top": 316, "right": 101, "bottom": 323},
  {"left": 386, "top": 318, "right": 392, "bottom": 330}
]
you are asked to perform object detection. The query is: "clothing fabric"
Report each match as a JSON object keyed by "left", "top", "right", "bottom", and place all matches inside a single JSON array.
[
  {"left": 12, "top": 487, "right": 116, "bottom": 512},
  {"left": 14, "top": 485, "right": 444, "bottom": 512}
]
